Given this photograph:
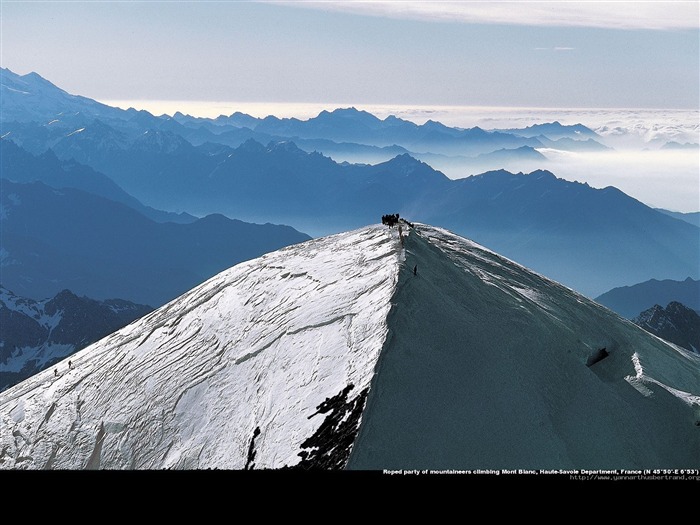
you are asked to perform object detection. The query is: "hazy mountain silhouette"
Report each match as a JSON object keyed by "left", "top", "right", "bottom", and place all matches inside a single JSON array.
[
  {"left": 0, "top": 139, "right": 196, "bottom": 223},
  {"left": 661, "top": 141, "right": 698, "bottom": 150},
  {"left": 2, "top": 68, "right": 696, "bottom": 299},
  {"left": 71, "top": 136, "right": 695, "bottom": 298},
  {"left": 499, "top": 121, "right": 601, "bottom": 140},
  {"left": 656, "top": 209, "right": 700, "bottom": 228},
  {"left": 536, "top": 136, "right": 611, "bottom": 151},
  {"left": 1, "top": 179, "right": 310, "bottom": 306},
  {"left": 595, "top": 278, "right": 700, "bottom": 319}
]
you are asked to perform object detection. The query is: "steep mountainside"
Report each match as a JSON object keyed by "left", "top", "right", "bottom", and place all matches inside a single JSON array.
[
  {"left": 0, "top": 180, "right": 310, "bottom": 306},
  {"left": 0, "top": 139, "right": 196, "bottom": 223},
  {"left": 1, "top": 224, "right": 697, "bottom": 470}
]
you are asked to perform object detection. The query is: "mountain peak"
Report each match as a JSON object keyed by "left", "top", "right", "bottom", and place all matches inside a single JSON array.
[
  {"left": 390, "top": 152, "right": 421, "bottom": 164},
  {"left": 237, "top": 138, "right": 266, "bottom": 153},
  {"left": 314, "top": 107, "right": 382, "bottom": 127},
  {"left": 266, "top": 140, "right": 305, "bottom": 155},
  {"left": 2, "top": 223, "right": 697, "bottom": 469},
  {"left": 633, "top": 301, "right": 700, "bottom": 353}
]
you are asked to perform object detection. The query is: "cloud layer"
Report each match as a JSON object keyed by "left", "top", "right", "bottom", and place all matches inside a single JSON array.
[{"left": 269, "top": 1, "right": 699, "bottom": 30}]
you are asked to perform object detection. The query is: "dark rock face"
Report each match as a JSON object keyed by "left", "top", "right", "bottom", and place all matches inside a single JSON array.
[
  {"left": 43, "top": 290, "right": 151, "bottom": 346},
  {"left": 286, "top": 384, "right": 369, "bottom": 470},
  {"left": 633, "top": 301, "right": 700, "bottom": 354},
  {"left": 0, "top": 286, "right": 153, "bottom": 391}
]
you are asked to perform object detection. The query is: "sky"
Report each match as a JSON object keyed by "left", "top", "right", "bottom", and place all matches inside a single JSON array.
[
  {"left": 1, "top": 1, "right": 698, "bottom": 111},
  {"left": 1, "top": 1, "right": 698, "bottom": 212}
]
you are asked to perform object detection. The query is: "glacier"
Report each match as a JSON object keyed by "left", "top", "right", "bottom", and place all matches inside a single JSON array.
[{"left": 0, "top": 223, "right": 698, "bottom": 470}]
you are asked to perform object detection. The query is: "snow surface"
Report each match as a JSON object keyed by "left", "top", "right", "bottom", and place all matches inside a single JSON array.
[
  {"left": 0, "top": 225, "right": 401, "bottom": 469},
  {"left": 0, "top": 223, "right": 698, "bottom": 470},
  {"left": 348, "top": 225, "right": 700, "bottom": 470}
]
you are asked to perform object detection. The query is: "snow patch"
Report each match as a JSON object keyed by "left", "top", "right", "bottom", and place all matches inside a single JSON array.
[
  {"left": 625, "top": 352, "right": 700, "bottom": 406},
  {"left": 1, "top": 85, "right": 30, "bottom": 95},
  {"left": 66, "top": 127, "right": 85, "bottom": 137}
]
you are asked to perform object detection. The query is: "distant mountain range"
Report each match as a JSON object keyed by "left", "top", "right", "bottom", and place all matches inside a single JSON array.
[
  {"left": 661, "top": 141, "right": 699, "bottom": 150},
  {"left": 1, "top": 179, "right": 311, "bottom": 306},
  {"left": 497, "top": 121, "right": 602, "bottom": 141},
  {"left": 1, "top": 67, "right": 608, "bottom": 160},
  {"left": 30, "top": 133, "right": 691, "bottom": 298},
  {"left": 1, "top": 67, "right": 698, "bottom": 299},
  {"left": 175, "top": 107, "right": 551, "bottom": 156},
  {"left": 595, "top": 277, "right": 700, "bottom": 319},
  {"left": 0, "top": 286, "right": 152, "bottom": 392},
  {"left": 656, "top": 209, "right": 700, "bottom": 228},
  {"left": 633, "top": 301, "right": 699, "bottom": 354},
  {"left": 0, "top": 138, "right": 196, "bottom": 223}
]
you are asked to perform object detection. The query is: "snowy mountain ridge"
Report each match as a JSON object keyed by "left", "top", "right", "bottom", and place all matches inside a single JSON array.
[
  {"left": 0, "top": 225, "right": 401, "bottom": 469},
  {"left": 1, "top": 224, "right": 698, "bottom": 470},
  {"left": 0, "top": 286, "right": 153, "bottom": 392}
]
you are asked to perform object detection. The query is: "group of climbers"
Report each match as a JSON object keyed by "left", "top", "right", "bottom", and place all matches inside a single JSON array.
[{"left": 382, "top": 213, "right": 417, "bottom": 277}]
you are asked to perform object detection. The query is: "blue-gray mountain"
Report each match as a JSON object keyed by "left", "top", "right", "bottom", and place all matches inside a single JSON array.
[
  {"left": 0, "top": 139, "right": 196, "bottom": 224},
  {"left": 633, "top": 302, "right": 699, "bottom": 354},
  {"left": 656, "top": 209, "right": 700, "bottom": 228},
  {"left": 2, "top": 67, "right": 696, "bottom": 299},
  {"left": 4, "top": 136, "right": 698, "bottom": 298},
  {"left": 175, "top": 107, "right": 549, "bottom": 156},
  {"left": 497, "top": 121, "right": 601, "bottom": 141},
  {"left": 1, "top": 67, "right": 603, "bottom": 159},
  {"left": 0, "top": 179, "right": 311, "bottom": 306},
  {"left": 0, "top": 286, "right": 152, "bottom": 392},
  {"left": 596, "top": 278, "right": 700, "bottom": 319},
  {"left": 35, "top": 134, "right": 693, "bottom": 298},
  {"left": 661, "top": 141, "right": 699, "bottom": 150}
]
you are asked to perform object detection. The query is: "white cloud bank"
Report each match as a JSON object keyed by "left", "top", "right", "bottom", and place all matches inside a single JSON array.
[{"left": 267, "top": 0, "right": 699, "bottom": 31}]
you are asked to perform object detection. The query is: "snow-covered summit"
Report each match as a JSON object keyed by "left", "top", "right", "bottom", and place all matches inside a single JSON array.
[
  {"left": 0, "top": 224, "right": 698, "bottom": 470},
  {"left": 0, "top": 225, "right": 401, "bottom": 469}
]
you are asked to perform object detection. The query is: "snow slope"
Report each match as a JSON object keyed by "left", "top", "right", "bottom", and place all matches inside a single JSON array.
[
  {"left": 0, "top": 226, "right": 400, "bottom": 469},
  {"left": 0, "top": 224, "right": 698, "bottom": 470},
  {"left": 349, "top": 226, "right": 700, "bottom": 469}
]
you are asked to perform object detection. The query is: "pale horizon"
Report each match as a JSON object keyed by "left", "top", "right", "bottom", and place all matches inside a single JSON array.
[{"left": 101, "top": 98, "right": 700, "bottom": 124}]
